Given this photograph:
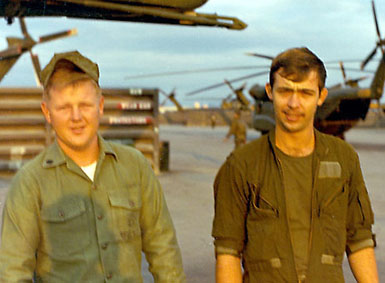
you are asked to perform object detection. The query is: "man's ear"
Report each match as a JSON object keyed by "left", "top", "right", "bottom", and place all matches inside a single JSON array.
[
  {"left": 265, "top": 83, "right": 273, "bottom": 101},
  {"left": 98, "top": 96, "right": 104, "bottom": 116},
  {"left": 41, "top": 102, "right": 52, "bottom": 124},
  {"left": 317, "top": 87, "right": 328, "bottom": 106}
]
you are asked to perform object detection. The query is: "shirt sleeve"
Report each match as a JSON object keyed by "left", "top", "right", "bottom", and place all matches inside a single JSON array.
[
  {"left": 346, "top": 152, "right": 375, "bottom": 255},
  {"left": 212, "top": 155, "right": 249, "bottom": 257},
  {"left": 138, "top": 155, "right": 186, "bottom": 283},
  {"left": 0, "top": 169, "right": 40, "bottom": 281}
]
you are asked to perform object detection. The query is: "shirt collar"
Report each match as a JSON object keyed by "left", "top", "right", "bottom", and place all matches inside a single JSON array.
[
  {"left": 267, "top": 128, "right": 329, "bottom": 159},
  {"left": 42, "top": 134, "right": 118, "bottom": 169}
]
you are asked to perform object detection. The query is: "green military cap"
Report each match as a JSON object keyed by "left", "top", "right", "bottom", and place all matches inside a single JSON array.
[{"left": 40, "top": 50, "right": 99, "bottom": 88}]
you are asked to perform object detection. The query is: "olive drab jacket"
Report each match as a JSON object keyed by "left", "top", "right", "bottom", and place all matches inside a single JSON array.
[
  {"left": 213, "top": 130, "right": 374, "bottom": 283},
  {"left": 0, "top": 136, "right": 185, "bottom": 282}
]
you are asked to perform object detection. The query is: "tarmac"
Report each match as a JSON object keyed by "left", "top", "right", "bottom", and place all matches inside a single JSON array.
[{"left": 0, "top": 125, "right": 384, "bottom": 282}]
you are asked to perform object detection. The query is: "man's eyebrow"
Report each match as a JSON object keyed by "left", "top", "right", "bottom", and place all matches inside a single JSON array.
[
  {"left": 276, "top": 86, "right": 294, "bottom": 91},
  {"left": 276, "top": 86, "right": 316, "bottom": 94},
  {"left": 298, "top": 88, "right": 317, "bottom": 94}
]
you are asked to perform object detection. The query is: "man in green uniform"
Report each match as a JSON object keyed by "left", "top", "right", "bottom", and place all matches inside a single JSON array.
[
  {"left": 212, "top": 47, "right": 378, "bottom": 282},
  {"left": 224, "top": 110, "right": 247, "bottom": 149},
  {"left": 0, "top": 51, "right": 185, "bottom": 282}
]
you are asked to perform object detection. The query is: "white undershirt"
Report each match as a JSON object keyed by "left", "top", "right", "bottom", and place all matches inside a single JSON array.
[{"left": 81, "top": 161, "right": 97, "bottom": 181}]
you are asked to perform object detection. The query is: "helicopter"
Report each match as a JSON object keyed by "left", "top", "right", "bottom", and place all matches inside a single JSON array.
[
  {"left": 0, "top": 17, "right": 77, "bottom": 84},
  {"left": 245, "top": 58, "right": 383, "bottom": 139},
  {"left": 159, "top": 88, "right": 184, "bottom": 112},
  {"left": 185, "top": 49, "right": 384, "bottom": 139},
  {"left": 158, "top": 0, "right": 385, "bottom": 139},
  {"left": 223, "top": 80, "right": 250, "bottom": 110},
  {"left": 243, "top": 0, "right": 385, "bottom": 139},
  {"left": 0, "top": 0, "right": 246, "bottom": 30}
]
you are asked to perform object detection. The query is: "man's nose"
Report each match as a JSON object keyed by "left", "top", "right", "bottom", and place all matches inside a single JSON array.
[
  {"left": 71, "top": 106, "right": 82, "bottom": 120},
  {"left": 287, "top": 92, "right": 300, "bottom": 108}
]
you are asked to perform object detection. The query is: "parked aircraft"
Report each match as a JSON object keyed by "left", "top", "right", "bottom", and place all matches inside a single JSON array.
[
  {"left": 0, "top": 17, "right": 76, "bottom": 84},
  {"left": 0, "top": 0, "right": 246, "bottom": 30}
]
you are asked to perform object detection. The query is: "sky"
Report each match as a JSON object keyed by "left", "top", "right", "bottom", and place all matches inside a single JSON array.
[{"left": 1, "top": 0, "right": 385, "bottom": 107}]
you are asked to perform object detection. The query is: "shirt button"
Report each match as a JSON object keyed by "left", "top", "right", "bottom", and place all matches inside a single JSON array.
[
  {"left": 97, "top": 214, "right": 103, "bottom": 220},
  {"left": 101, "top": 243, "right": 108, "bottom": 250},
  {"left": 106, "top": 272, "right": 113, "bottom": 279}
]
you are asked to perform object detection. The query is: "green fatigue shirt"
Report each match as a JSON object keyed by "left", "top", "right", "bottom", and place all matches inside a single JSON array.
[
  {"left": 212, "top": 129, "right": 375, "bottom": 283},
  {"left": 0, "top": 136, "right": 186, "bottom": 282},
  {"left": 226, "top": 117, "right": 247, "bottom": 148}
]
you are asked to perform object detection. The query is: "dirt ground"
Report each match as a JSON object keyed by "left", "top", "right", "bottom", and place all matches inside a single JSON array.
[{"left": 0, "top": 125, "right": 384, "bottom": 282}]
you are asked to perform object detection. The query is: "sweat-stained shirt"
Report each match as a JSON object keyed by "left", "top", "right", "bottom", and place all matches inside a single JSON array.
[{"left": 0, "top": 136, "right": 185, "bottom": 282}]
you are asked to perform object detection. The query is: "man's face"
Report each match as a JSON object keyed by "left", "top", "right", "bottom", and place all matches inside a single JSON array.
[
  {"left": 265, "top": 70, "right": 328, "bottom": 134},
  {"left": 41, "top": 80, "right": 104, "bottom": 153}
]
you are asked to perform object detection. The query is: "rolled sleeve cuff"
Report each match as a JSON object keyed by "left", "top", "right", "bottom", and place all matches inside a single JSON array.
[
  {"left": 215, "top": 246, "right": 241, "bottom": 258},
  {"left": 346, "top": 238, "right": 375, "bottom": 255},
  {"left": 214, "top": 238, "right": 243, "bottom": 257}
]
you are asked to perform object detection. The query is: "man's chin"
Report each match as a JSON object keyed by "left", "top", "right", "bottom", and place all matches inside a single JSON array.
[
  {"left": 279, "top": 121, "right": 305, "bottom": 133},
  {"left": 58, "top": 137, "right": 90, "bottom": 151}
]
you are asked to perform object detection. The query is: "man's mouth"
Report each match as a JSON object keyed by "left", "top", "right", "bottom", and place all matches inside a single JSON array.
[
  {"left": 283, "top": 111, "right": 303, "bottom": 122},
  {"left": 70, "top": 126, "right": 85, "bottom": 134}
]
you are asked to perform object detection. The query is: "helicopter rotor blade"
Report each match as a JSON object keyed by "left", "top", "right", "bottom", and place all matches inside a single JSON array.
[
  {"left": 224, "top": 79, "right": 236, "bottom": 92},
  {"left": 361, "top": 0, "right": 384, "bottom": 70},
  {"left": 361, "top": 46, "right": 378, "bottom": 70},
  {"left": 159, "top": 88, "right": 177, "bottom": 106},
  {"left": 186, "top": 71, "right": 268, "bottom": 96},
  {"left": 38, "top": 29, "right": 77, "bottom": 44},
  {"left": 29, "top": 52, "right": 41, "bottom": 75},
  {"left": 326, "top": 66, "right": 374, "bottom": 74},
  {"left": 158, "top": 89, "right": 168, "bottom": 96},
  {"left": 160, "top": 97, "right": 169, "bottom": 106},
  {"left": 328, "top": 83, "right": 343, "bottom": 91},
  {"left": 372, "top": 0, "right": 382, "bottom": 42},
  {"left": 245, "top": 52, "right": 274, "bottom": 60},
  {"left": 225, "top": 93, "right": 234, "bottom": 100},
  {"left": 19, "top": 18, "right": 29, "bottom": 38},
  {"left": 240, "top": 81, "right": 247, "bottom": 91},
  {"left": 170, "top": 87, "right": 176, "bottom": 97},
  {"left": 29, "top": 52, "right": 42, "bottom": 86},
  {"left": 0, "top": 45, "right": 22, "bottom": 59},
  {"left": 371, "top": 0, "right": 385, "bottom": 56},
  {"left": 324, "top": 59, "right": 366, "bottom": 64},
  {"left": 345, "top": 76, "right": 368, "bottom": 86},
  {"left": 125, "top": 65, "right": 267, "bottom": 80},
  {"left": 339, "top": 61, "right": 347, "bottom": 83}
]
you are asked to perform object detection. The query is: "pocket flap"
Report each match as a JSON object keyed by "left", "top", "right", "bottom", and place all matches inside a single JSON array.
[
  {"left": 108, "top": 190, "right": 141, "bottom": 210},
  {"left": 41, "top": 199, "right": 86, "bottom": 222}
]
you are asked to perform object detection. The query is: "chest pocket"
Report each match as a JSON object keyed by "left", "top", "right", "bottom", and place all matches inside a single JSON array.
[
  {"left": 108, "top": 189, "right": 142, "bottom": 242},
  {"left": 246, "top": 184, "right": 279, "bottom": 261},
  {"left": 40, "top": 198, "right": 90, "bottom": 257},
  {"left": 318, "top": 180, "right": 349, "bottom": 256}
]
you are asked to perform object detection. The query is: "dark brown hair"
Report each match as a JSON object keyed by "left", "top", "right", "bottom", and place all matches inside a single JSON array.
[{"left": 269, "top": 47, "right": 327, "bottom": 92}]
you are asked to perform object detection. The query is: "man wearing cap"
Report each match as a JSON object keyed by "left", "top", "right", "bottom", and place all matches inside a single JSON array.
[{"left": 0, "top": 51, "right": 185, "bottom": 282}]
